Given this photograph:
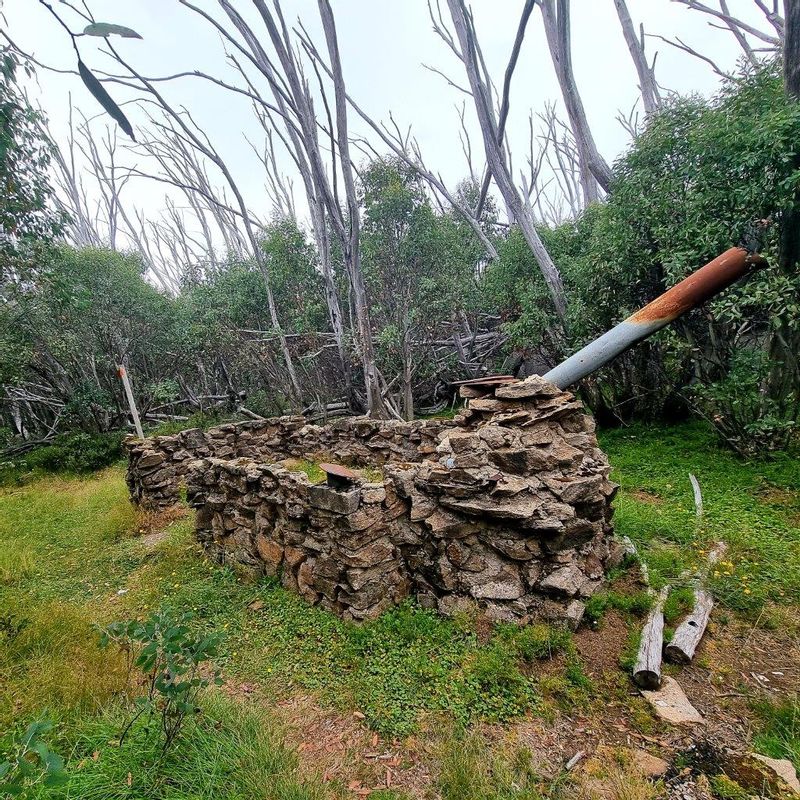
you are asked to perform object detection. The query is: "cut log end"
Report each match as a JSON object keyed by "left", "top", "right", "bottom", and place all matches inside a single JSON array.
[{"left": 633, "top": 668, "right": 662, "bottom": 690}]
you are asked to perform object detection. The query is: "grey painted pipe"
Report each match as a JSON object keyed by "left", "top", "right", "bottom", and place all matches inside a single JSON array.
[{"left": 543, "top": 247, "right": 765, "bottom": 390}]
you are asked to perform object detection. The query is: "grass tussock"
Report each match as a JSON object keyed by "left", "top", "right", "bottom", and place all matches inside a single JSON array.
[
  {"left": 0, "top": 544, "right": 34, "bottom": 584},
  {"left": 23, "top": 693, "right": 326, "bottom": 800},
  {"left": 0, "top": 599, "right": 129, "bottom": 726}
]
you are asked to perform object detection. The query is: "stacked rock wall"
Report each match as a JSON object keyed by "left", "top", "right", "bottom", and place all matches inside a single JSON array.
[
  {"left": 125, "top": 376, "right": 621, "bottom": 627},
  {"left": 125, "top": 415, "right": 451, "bottom": 508}
]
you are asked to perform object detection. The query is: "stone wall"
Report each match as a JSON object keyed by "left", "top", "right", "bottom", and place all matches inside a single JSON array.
[
  {"left": 125, "top": 415, "right": 452, "bottom": 508},
  {"left": 127, "top": 376, "right": 622, "bottom": 628}
]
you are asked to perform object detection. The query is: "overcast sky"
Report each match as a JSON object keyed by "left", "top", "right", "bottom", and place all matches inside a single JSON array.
[{"left": 2, "top": 0, "right": 772, "bottom": 246}]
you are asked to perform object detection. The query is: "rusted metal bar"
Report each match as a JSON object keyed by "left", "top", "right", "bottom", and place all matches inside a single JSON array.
[{"left": 543, "top": 247, "right": 766, "bottom": 390}]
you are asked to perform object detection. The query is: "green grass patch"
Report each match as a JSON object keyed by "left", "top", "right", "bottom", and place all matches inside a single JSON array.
[
  {"left": 284, "top": 459, "right": 326, "bottom": 484},
  {"left": 751, "top": 696, "right": 799, "bottom": 770},
  {"left": 600, "top": 422, "right": 800, "bottom": 614},
  {"left": 583, "top": 589, "right": 652, "bottom": 626},
  {"left": 436, "top": 727, "right": 555, "bottom": 800},
  {"left": 17, "top": 693, "right": 326, "bottom": 800}
]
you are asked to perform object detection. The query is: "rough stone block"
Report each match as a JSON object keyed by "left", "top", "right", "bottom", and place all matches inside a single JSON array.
[{"left": 308, "top": 485, "right": 361, "bottom": 515}]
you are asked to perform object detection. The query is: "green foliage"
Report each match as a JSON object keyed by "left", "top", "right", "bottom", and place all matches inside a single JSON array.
[
  {"left": 0, "top": 50, "right": 63, "bottom": 280},
  {"left": 0, "top": 718, "right": 66, "bottom": 797},
  {"left": 693, "top": 349, "right": 796, "bottom": 455},
  {"left": 360, "top": 158, "right": 491, "bottom": 415},
  {"left": 751, "top": 696, "right": 799, "bottom": 770},
  {"left": 29, "top": 432, "right": 123, "bottom": 474},
  {"left": 485, "top": 62, "right": 800, "bottom": 448},
  {"left": 0, "top": 432, "right": 123, "bottom": 486},
  {"left": 100, "top": 608, "right": 223, "bottom": 752},
  {"left": 82, "top": 22, "right": 143, "bottom": 39},
  {"left": 584, "top": 590, "right": 653, "bottom": 626}
]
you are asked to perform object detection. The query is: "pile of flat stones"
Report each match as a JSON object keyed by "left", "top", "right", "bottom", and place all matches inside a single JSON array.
[{"left": 126, "top": 375, "right": 622, "bottom": 627}]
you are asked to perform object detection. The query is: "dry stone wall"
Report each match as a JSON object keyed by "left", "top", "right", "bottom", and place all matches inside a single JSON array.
[
  {"left": 125, "top": 415, "right": 450, "bottom": 508},
  {"left": 126, "top": 377, "right": 621, "bottom": 627}
]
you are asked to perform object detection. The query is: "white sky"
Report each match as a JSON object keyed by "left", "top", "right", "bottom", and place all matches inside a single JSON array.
[{"left": 2, "top": 0, "right": 772, "bottom": 245}]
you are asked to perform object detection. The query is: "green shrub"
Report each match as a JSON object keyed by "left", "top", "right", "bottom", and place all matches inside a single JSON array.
[
  {"left": 99, "top": 608, "right": 223, "bottom": 752},
  {"left": 26, "top": 432, "right": 123, "bottom": 474},
  {"left": 0, "top": 718, "right": 66, "bottom": 796}
]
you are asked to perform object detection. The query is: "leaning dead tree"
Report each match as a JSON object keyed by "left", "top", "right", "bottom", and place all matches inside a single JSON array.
[
  {"left": 100, "top": 47, "right": 304, "bottom": 404},
  {"left": 193, "top": 0, "right": 396, "bottom": 417},
  {"left": 612, "top": 0, "right": 662, "bottom": 117},
  {"left": 296, "top": 27, "right": 500, "bottom": 262},
  {"left": 538, "top": 0, "right": 612, "bottom": 202},
  {"left": 664, "top": 0, "right": 783, "bottom": 69},
  {"left": 208, "top": 0, "right": 352, "bottom": 402},
  {"left": 438, "top": 0, "right": 569, "bottom": 324}
]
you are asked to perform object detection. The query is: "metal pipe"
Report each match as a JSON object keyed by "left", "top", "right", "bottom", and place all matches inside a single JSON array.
[{"left": 543, "top": 247, "right": 765, "bottom": 390}]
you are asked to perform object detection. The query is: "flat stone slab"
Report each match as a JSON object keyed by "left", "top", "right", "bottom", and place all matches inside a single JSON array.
[
  {"left": 640, "top": 676, "right": 704, "bottom": 726},
  {"left": 751, "top": 754, "right": 800, "bottom": 794}
]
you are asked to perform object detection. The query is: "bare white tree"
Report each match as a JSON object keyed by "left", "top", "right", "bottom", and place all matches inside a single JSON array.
[
  {"left": 538, "top": 0, "right": 612, "bottom": 202},
  {"left": 437, "top": 0, "right": 569, "bottom": 323},
  {"left": 613, "top": 0, "right": 662, "bottom": 116}
]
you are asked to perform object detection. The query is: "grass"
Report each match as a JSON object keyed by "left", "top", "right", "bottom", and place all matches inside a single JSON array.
[
  {"left": 22, "top": 694, "right": 326, "bottom": 800},
  {"left": 1, "top": 421, "right": 799, "bottom": 798},
  {"left": 600, "top": 422, "right": 800, "bottom": 615},
  {"left": 751, "top": 696, "right": 800, "bottom": 770}
]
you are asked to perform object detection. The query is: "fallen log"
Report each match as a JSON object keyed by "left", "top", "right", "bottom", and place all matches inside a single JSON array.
[
  {"left": 665, "top": 590, "right": 714, "bottom": 664},
  {"left": 665, "top": 541, "right": 726, "bottom": 665},
  {"left": 633, "top": 585, "right": 670, "bottom": 689}
]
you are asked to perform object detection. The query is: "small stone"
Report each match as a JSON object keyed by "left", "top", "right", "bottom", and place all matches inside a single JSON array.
[
  {"left": 640, "top": 677, "right": 704, "bottom": 726},
  {"left": 255, "top": 535, "right": 283, "bottom": 575},
  {"left": 749, "top": 754, "right": 800, "bottom": 794},
  {"left": 468, "top": 397, "right": 512, "bottom": 413},
  {"left": 307, "top": 484, "right": 361, "bottom": 515},
  {"left": 361, "top": 485, "right": 386, "bottom": 504},
  {"left": 539, "top": 565, "right": 587, "bottom": 597},
  {"left": 494, "top": 375, "right": 563, "bottom": 399},
  {"left": 137, "top": 452, "right": 166, "bottom": 469}
]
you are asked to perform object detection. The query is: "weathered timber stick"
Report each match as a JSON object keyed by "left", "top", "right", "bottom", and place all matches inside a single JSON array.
[
  {"left": 689, "top": 473, "right": 703, "bottom": 519},
  {"left": 633, "top": 584, "right": 670, "bottom": 689},
  {"left": 117, "top": 365, "right": 144, "bottom": 439}
]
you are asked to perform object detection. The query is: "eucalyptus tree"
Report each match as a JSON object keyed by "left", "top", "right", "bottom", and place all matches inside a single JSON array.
[{"left": 435, "top": 0, "right": 569, "bottom": 325}]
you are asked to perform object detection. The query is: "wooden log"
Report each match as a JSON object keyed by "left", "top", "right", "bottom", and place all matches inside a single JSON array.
[
  {"left": 633, "top": 585, "right": 669, "bottom": 689},
  {"left": 664, "top": 541, "right": 726, "bottom": 665},
  {"left": 665, "top": 589, "right": 714, "bottom": 664}
]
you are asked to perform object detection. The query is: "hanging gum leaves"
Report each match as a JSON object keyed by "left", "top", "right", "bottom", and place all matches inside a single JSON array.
[{"left": 77, "top": 60, "right": 135, "bottom": 141}]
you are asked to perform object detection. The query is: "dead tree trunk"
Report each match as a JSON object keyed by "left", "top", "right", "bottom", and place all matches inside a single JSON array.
[
  {"left": 317, "top": 0, "right": 394, "bottom": 418},
  {"left": 443, "top": 0, "right": 569, "bottom": 323},
  {"left": 539, "top": 0, "right": 612, "bottom": 201},
  {"left": 612, "top": 0, "right": 661, "bottom": 116}
]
